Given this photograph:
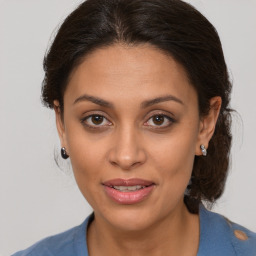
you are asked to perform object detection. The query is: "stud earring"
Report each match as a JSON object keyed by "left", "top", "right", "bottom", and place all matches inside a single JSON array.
[
  {"left": 200, "top": 145, "right": 207, "bottom": 156},
  {"left": 61, "top": 147, "right": 69, "bottom": 159}
]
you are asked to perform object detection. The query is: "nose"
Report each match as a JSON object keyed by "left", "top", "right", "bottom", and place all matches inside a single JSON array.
[{"left": 107, "top": 126, "right": 147, "bottom": 171}]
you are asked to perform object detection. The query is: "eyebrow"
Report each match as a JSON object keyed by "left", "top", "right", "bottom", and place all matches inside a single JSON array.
[
  {"left": 73, "top": 94, "right": 184, "bottom": 108},
  {"left": 73, "top": 94, "right": 113, "bottom": 108},
  {"left": 141, "top": 95, "right": 184, "bottom": 108}
]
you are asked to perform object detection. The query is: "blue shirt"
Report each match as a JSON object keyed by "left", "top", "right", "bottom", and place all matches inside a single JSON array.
[{"left": 12, "top": 205, "right": 256, "bottom": 256}]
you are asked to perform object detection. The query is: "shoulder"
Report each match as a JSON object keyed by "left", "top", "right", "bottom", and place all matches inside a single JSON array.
[
  {"left": 11, "top": 215, "right": 92, "bottom": 256},
  {"left": 11, "top": 225, "right": 81, "bottom": 256},
  {"left": 199, "top": 205, "right": 256, "bottom": 256}
]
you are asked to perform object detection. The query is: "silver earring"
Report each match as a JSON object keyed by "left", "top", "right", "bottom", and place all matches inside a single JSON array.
[
  {"left": 61, "top": 147, "right": 69, "bottom": 159},
  {"left": 200, "top": 145, "right": 207, "bottom": 156}
]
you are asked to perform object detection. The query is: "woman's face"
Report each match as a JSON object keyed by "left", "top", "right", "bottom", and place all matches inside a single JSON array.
[{"left": 55, "top": 44, "right": 209, "bottom": 231}]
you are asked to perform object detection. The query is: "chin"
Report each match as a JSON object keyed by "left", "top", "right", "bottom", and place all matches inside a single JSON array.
[
  {"left": 98, "top": 204, "right": 166, "bottom": 232},
  {"left": 114, "top": 212, "right": 156, "bottom": 231}
]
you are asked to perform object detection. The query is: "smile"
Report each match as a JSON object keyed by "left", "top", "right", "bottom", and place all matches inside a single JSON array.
[
  {"left": 112, "top": 185, "right": 146, "bottom": 192},
  {"left": 102, "top": 179, "right": 155, "bottom": 204}
]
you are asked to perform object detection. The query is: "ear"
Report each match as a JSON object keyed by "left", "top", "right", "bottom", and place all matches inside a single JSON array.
[
  {"left": 53, "top": 100, "right": 68, "bottom": 152},
  {"left": 195, "top": 96, "right": 222, "bottom": 156}
]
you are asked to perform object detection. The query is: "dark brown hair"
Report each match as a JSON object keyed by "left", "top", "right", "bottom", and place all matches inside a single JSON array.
[{"left": 42, "top": 0, "right": 232, "bottom": 213}]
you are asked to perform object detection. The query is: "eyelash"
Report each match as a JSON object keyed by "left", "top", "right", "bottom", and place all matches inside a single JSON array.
[{"left": 80, "top": 113, "right": 175, "bottom": 130}]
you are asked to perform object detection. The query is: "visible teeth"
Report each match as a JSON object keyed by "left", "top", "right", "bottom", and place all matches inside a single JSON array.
[{"left": 113, "top": 185, "right": 145, "bottom": 192}]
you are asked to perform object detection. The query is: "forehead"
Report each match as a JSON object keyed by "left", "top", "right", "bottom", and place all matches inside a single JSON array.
[{"left": 65, "top": 43, "right": 197, "bottom": 107}]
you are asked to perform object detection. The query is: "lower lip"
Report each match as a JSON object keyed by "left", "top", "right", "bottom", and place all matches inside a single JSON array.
[{"left": 103, "top": 185, "right": 155, "bottom": 205}]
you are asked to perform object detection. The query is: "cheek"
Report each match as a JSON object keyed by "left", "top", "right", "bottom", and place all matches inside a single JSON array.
[
  {"left": 149, "top": 125, "right": 198, "bottom": 184},
  {"left": 64, "top": 125, "right": 107, "bottom": 200},
  {"left": 65, "top": 116, "right": 105, "bottom": 168},
  {"left": 68, "top": 138, "right": 105, "bottom": 180},
  {"left": 147, "top": 130, "right": 198, "bottom": 215},
  {"left": 69, "top": 147, "right": 104, "bottom": 208}
]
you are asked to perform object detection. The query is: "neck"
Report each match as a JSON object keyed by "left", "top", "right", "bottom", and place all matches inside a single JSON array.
[{"left": 87, "top": 202, "right": 200, "bottom": 256}]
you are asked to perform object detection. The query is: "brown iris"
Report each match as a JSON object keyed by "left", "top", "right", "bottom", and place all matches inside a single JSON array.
[
  {"left": 152, "top": 115, "right": 164, "bottom": 125},
  {"left": 91, "top": 115, "right": 104, "bottom": 125}
]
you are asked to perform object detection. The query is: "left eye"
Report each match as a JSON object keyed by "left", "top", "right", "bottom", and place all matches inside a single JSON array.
[{"left": 146, "top": 115, "right": 174, "bottom": 127}]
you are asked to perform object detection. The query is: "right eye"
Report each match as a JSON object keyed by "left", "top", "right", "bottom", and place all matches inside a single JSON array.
[{"left": 81, "top": 114, "right": 112, "bottom": 128}]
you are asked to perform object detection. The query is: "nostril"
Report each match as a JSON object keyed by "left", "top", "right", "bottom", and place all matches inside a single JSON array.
[
  {"left": 109, "top": 159, "right": 142, "bottom": 171},
  {"left": 107, "top": 144, "right": 147, "bottom": 170}
]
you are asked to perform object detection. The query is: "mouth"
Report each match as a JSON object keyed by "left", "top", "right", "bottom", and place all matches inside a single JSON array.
[
  {"left": 102, "top": 178, "right": 156, "bottom": 205},
  {"left": 110, "top": 185, "right": 148, "bottom": 192}
]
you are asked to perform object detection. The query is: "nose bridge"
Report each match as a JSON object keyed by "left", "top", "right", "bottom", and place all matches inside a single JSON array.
[{"left": 108, "top": 123, "right": 146, "bottom": 170}]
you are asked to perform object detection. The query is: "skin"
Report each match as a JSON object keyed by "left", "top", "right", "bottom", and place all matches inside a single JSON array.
[{"left": 54, "top": 43, "right": 221, "bottom": 256}]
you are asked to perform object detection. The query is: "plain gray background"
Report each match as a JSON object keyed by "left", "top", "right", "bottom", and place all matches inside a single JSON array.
[{"left": 1, "top": 0, "right": 256, "bottom": 255}]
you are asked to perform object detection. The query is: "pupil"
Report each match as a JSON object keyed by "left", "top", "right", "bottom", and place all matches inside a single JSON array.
[
  {"left": 153, "top": 115, "right": 164, "bottom": 125},
  {"left": 92, "top": 115, "right": 103, "bottom": 125}
]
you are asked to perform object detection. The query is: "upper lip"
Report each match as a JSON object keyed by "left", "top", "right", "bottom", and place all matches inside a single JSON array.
[{"left": 102, "top": 178, "right": 155, "bottom": 187}]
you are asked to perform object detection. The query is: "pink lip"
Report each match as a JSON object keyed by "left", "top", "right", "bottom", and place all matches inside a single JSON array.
[{"left": 102, "top": 178, "right": 155, "bottom": 205}]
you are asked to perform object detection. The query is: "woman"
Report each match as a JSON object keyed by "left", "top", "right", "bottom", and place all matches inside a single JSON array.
[{"left": 12, "top": 0, "right": 256, "bottom": 255}]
